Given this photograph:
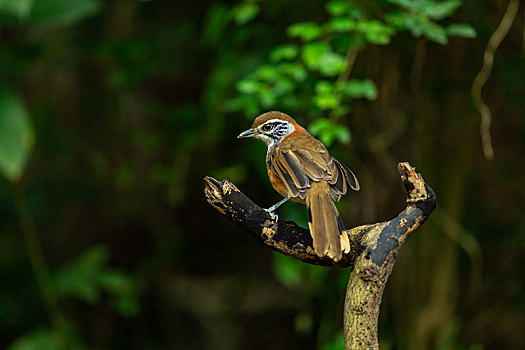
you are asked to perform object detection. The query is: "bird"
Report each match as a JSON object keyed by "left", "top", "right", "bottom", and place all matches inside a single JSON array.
[{"left": 238, "top": 111, "right": 359, "bottom": 261}]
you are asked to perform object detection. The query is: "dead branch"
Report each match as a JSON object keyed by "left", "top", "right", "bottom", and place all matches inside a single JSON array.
[{"left": 204, "top": 162, "right": 436, "bottom": 349}]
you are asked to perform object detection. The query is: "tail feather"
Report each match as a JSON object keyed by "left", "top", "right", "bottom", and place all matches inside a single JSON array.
[
  {"left": 324, "top": 197, "right": 341, "bottom": 260},
  {"left": 307, "top": 193, "right": 328, "bottom": 256},
  {"left": 306, "top": 182, "right": 347, "bottom": 261},
  {"left": 337, "top": 215, "right": 350, "bottom": 254}
]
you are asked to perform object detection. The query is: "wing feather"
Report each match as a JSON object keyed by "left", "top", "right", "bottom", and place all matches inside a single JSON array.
[
  {"left": 268, "top": 138, "right": 359, "bottom": 201},
  {"left": 280, "top": 152, "right": 309, "bottom": 188},
  {"left": 270, "top": 157, "right": 300, "bottom": 197},
  {"left": 334, "top": 159, "right": 360, "bottom": 191}
]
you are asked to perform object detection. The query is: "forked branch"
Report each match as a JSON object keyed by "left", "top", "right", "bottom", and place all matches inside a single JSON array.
[{"left": 204, "top": 162, "right": 436, "bottom": 349}]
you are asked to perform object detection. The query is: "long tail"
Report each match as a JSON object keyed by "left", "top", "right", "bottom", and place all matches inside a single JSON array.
[{"left": 306, "top": 181, "right": 350, "bottom": 261}]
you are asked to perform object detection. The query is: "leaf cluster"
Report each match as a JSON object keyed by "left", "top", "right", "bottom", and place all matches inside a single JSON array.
[{"left": 227, "top": 0, "right": 475, "bottom": 146}]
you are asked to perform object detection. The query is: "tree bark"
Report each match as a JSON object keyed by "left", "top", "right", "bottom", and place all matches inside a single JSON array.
[{"left": 204, "top": 162, "right": 436, "bottom": 349}]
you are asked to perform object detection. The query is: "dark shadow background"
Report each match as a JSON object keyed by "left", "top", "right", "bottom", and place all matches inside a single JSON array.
[{"left": 0, "top": 0, "right": 524, "bottom": 349}]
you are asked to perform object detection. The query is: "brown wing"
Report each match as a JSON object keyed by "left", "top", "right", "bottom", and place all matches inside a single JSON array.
[{"left": 268, "top": 135, "right": 359, "bottom": 201}]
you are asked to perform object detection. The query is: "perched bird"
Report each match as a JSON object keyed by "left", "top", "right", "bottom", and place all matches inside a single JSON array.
[{"left": 238, "top": 111, "right": 359, "bottom": 261}]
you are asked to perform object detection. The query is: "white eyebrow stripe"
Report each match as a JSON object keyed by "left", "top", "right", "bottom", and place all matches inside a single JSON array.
[
  {"left": 262, "top": 118, "right": 287, "bottom": 125},
  {"left": 261, "top": 119, "right": 295, "bottom": 132}
]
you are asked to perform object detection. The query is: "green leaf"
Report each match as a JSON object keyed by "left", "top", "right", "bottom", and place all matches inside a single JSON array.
[
  {"left": 8, "top": 328, "right": 59, "bottom": 350},
  {"left": 98, "top": 270, "right": 135, "bottom": 295},
  {"left": 53, "top": 246, "right": 109, "bottom": 303},
  {"left": 270, "top": 45, "right": 298, "bottom": 62},
  {"left": 223, "top": 94, "right": 261, "bottom": 116},
  {"left": 309, "top": 118, "right": 350, "bottom": 146},
  {"left": 314, "top": 94, "right": 339, "bottom": 110},
  {"left": 315, "top": 80, "right": 334, "bottom": 94},
  {"left": 0, "top": 89, "right": 34, "bottom": 182},
  {"left": 339, "top": 79, "right": 378, "bottom": 99},
  {"left": 385, "top": 0, "right": 414, "bottom": 8},
  {"left": 272, "top": 78, "right": 294, "bottom": 96},
  {"left": 356, "top": 20, "right": 395, "bottom": 45},
  {"left": 326, "top": 17, "right": 356, "bottom": 32},
  {"left": 279, "top": 63, "right": 307, "bottom": 82},
  {"left": 202, "top": 4, "right": 231, "bottom": 45},
  {"left": 421, "top": 20, "right": 448, "bottom": 44},
  {"left": 237, "top": 79, "right": 260, "bottom": 94},
  {"left": 386, "top": 0, "right": 461, "bottom": 20},
  {"left": 53, "top": 246, "right": 139, "bottom": 316},
  {"left": 0, "top": 0, "right": 33, "bottom": 19},
  {"left": 113, "top": 296, "right": 139, "bottom": 318},
  {"left": 231, "top": 2, "right": 259, "bottom": 25},
  {"left": 29, "top": 0, "right": 101, "bottom": 26},
  {"left": 446, "top": 23, "right": 476, "bottom": 38},
  {"left": 326, "top": 0, "right": 353, "bottom": 17},
  {"left": 391, "top": 12, "right": 449, "bottom": 44},
  {"left": 387, "top": 11, "right": 408, "bottom": 28},
  {"left": 258, "top": 87, "right": 277, "bottom": 108},
  {"left": 302, "top": 42, "right": 329, "bottom": 69},
  {"left": 318, "top": 51, "right": 346, "bottom": 77},
  {"left": 421, "top": 0, "right": 461, "bottom": 20},
  {"left": 314, "top": 81, "right": 338, "bottom": 110},
  {"left": 287, "top": 22, "right": 322, "bottom": 42},
  {"left": 255, "top": 65, "right": 281, "bottom": 82}
]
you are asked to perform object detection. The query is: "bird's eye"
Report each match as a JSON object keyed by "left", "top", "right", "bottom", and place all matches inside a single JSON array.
[{"left": 262, "top": 124, "right": 273, "bottom": 132}]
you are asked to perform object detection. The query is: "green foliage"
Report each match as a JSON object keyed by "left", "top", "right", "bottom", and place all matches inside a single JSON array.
[
  {"left": 230, "top": 0, "right": 475, "bottom": 139},
  {"left": 270, "top": 45, "right": 299, "bottom": 62},
  {"left": 7, "top": 329, "right": 59, "bottom": 350},
  {"left": 356, "top": 20, "right": 395, "bottom": 45},
  {"left": 326, "top": 0, "right": 353, "bottom": 17},
  {"left": 314, "top": 81, "right": 339, "bottom": 110},
  {"left": 0, "top": 0, "right": 33, "bottom": 19},
  {"left": 445, "top": 23, "right": 477, "bottom": 38},
  {"left": 273, "top": 254, "right": 303, "bottom": 287},
  {"left": 339, "top": 79, "right": 378, "bottom": 100},
  {"left": 231, "top": 1, "right": 259, "bottom": 25},
  {"left": 1, "top": 0, "right": 511, "bottom": 349},
  {"left": 387, "top": 0, "right": 462, "bottom": 21},
  {"left": 53, "top": 246, "right": 139, "bottom": 317},
  {"left": 202, "top": 4, "right": 231, "bottom": 45},
  {"left": 386, "top": 0, "right": 476, "bottom": 44},
  {"left": 0, "top": 0, "right": 101, "bottom": 25},
  {"left": 29, "top": 0, "right": 101, "bottom": 26},
  {"left": 287, "top": 22, "right": 323, "bottom": 42},
  {"left": 309, "top": 118, "right": 351, "bottom": 146},
  {"left": 273, "top": 253, "right": 328, "bottom": 288},
  {"left": 209, "top": 163, "right": 247, "bottom": 183},
  {"left": 0, "top": 89, "right": 34, "bottom": 182},
  {"left": 320, "top": 332, "right": 345, "bottom": 350}
]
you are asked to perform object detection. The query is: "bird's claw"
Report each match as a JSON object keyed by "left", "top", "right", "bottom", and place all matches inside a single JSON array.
[{"left": 264, "top": 208, "right": 279, "bottom": 222}]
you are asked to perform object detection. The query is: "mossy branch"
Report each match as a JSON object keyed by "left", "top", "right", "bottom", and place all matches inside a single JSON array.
[{"left": 204, "top": 162, "right": 436, "bottom": 349}]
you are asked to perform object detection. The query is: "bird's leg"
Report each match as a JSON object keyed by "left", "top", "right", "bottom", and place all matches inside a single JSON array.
[{"left": 264, "top": 196, "right": 290, "bottom": 221}]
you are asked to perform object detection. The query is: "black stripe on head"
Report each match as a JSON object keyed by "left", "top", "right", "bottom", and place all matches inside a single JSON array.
[{"left": 262, "top": 121, "right": 290, "bottom": 141}]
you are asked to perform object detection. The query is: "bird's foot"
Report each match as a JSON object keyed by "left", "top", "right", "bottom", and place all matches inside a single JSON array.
[{"left": 264, "top": 208, "right": 279, "bottom": 222}]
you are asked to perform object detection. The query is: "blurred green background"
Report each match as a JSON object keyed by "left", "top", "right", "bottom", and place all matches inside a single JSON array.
[{"left": 0, "top": 0, "right": 524, "bottom": 349}]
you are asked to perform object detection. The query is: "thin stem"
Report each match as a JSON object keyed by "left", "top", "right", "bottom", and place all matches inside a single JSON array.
[
  {"left": 11, "top": 183, "right": 69, "bottom": 350},
  {"left": 471, "top": 0, "right": 520, "bottom": 160}
]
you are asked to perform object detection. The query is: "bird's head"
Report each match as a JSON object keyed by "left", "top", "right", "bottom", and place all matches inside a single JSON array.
[{"left": 237, "top": 111, "right": 302, "bottom": 148}]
